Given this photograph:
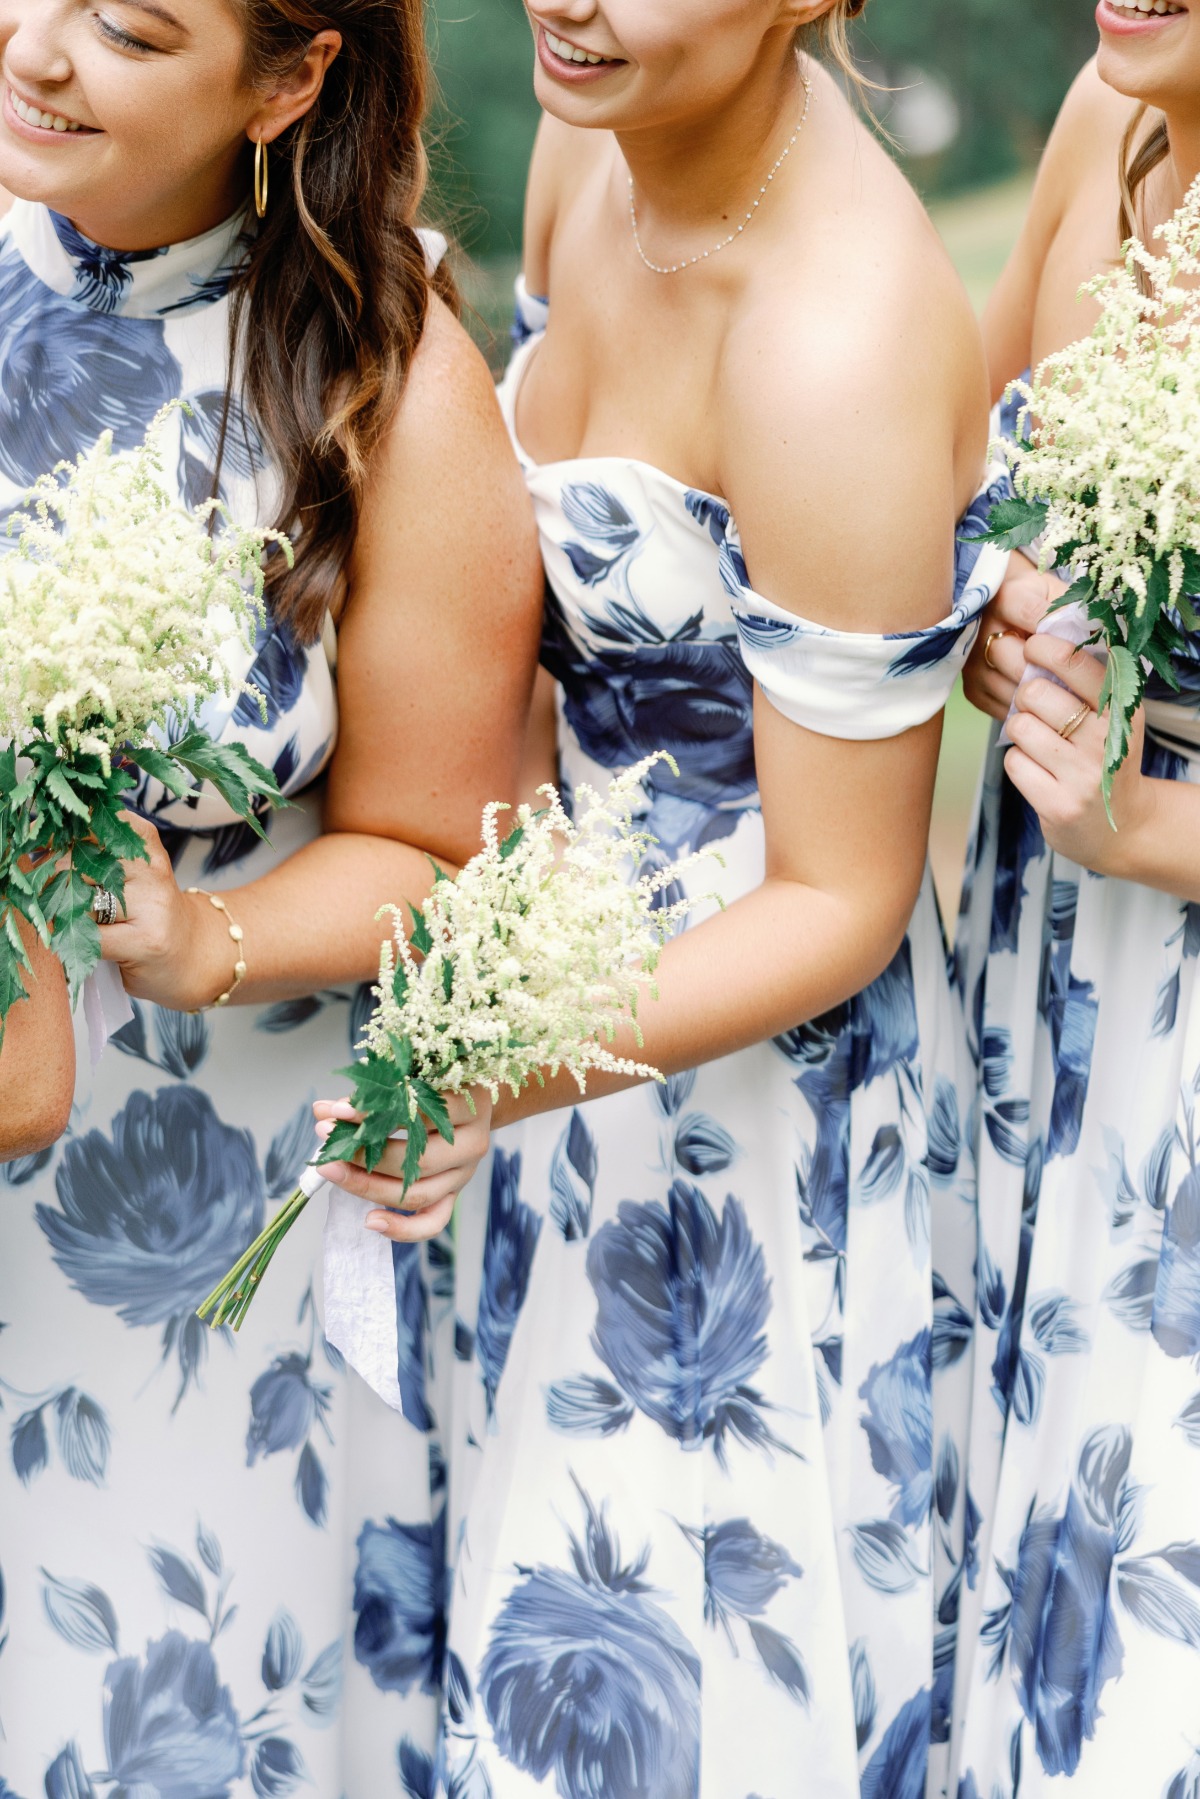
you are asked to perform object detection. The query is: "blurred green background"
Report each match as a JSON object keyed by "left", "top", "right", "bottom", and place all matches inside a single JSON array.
[{"left": 424, "top": 0, "right": 1100, "bottom": 915}]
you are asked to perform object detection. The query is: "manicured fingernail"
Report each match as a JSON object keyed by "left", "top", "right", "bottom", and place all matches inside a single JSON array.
[
  {"left": 364, "top": 1212, "right": 390, "bottom": 1233},
  {"left": 314, "top": 1120, "right": 335, "bottom": 1143}
]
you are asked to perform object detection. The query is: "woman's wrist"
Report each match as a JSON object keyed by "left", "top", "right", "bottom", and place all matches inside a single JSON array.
[{"left": 181, "top": 887, "right": 250, "bottom": 1011}]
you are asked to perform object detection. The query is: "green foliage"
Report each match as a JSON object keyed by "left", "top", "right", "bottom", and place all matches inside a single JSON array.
[
  {"left": 858, "top": 0, "right": 1098, "bottom": 195},
  {"left": 0, "top": 729, "right": 283, "bottom": 1038}
]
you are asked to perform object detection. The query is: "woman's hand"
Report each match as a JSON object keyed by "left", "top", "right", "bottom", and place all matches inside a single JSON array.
[
  {"left": 311, "top": 1088, "right": 493, "bottom": 1242},
  {"left": 1005, "top": 632, "right": 1157, "bottom": 875},
  {"left": 95, "top": 813, "right": 235, "bottom": 1011},
  {"left": 962, "top": 552, "right": 1065, "bottom": 721}
]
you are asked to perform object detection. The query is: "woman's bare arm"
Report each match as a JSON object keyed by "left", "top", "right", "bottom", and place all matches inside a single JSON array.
[{"left": 0, "top": 921, "right": 74, "bottom": 1161}]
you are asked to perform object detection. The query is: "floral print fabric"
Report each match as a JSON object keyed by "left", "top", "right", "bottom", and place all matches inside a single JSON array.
[
  {"left": 0, "top": 202, "right": 443, "bottom": 1794},
  {"left": 379, "top": 305, "right": 1005, "bottom": 1798},
  {"left": 951, "top": 403, "right": 1200, "bottom": 1796}
]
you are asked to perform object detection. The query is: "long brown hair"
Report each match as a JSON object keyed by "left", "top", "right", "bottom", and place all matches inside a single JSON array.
[
  {"left": 232, "top": 0, "right": 458, "bottom": 643},
  {"left": 1118, "top": 102, "right": 1171, "bottom": 269}
]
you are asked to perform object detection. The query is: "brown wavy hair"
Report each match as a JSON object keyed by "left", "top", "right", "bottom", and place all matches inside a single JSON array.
[
  {"left": 1118, "top": 103, "right": 1171, "bottom": 284},
  {"left": 230, "top": 0, "right": 458, "bottom": 643}
]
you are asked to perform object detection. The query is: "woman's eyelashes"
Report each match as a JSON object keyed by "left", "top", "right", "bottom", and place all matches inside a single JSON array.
[{"left": 93, "top": 11, "right": 157, "bottom": 52}]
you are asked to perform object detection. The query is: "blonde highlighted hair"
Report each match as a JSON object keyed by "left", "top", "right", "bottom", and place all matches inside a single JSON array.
[
  {"left": 1118, "top": 103, "right": 1172, "bottom": 278},
  {"left": 804, "top": 0, "right": 879, "bottom": 117}
]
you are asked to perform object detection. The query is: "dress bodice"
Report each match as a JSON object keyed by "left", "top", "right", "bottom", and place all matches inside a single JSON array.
[
  {"left": 501, "top": 282, "right": 1009, "bottom": 829},
  {"left": 0, "top": 198, "right": 337, "bottom": 844}
]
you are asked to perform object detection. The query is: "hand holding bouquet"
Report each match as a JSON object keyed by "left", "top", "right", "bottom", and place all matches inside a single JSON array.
[
  {"left": 0, "top": 407, "right": 287, "bottom": 1028},
  {"left": 982, "top": 176, "right": 1200, "bottom": 822},
  {"left": 198, "top": 754, "right": 710, "bottom": 1330}
]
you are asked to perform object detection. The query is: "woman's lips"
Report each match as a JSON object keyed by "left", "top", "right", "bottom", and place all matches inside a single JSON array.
[
  {"left": 3, "top": 83, "right": 98, "bottom": 138},
  {"left": 1096, "top": 0, "right": 1188, "bottom": 34},
  {"left": 536, "top": 26, "right": 625, "bottom": 85}
]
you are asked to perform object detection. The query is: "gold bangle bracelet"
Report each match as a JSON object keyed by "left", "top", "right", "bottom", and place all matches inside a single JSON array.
[{"left": 184, "top": 887, "right": 247, "bottom": 1013}]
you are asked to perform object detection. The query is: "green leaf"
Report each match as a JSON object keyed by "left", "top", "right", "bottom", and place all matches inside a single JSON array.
[
  {"left": 0, "top": 930, "right": 31, "bottom": 1033},
  {"left": 968, "top": 497, "right": 1048, "bottom": 552},
  {"left": 1046, "top": 575, "right": 1096, "bottom": 617},
  {"left": 499, "top": 824, "right": 526, "bottom": 861},
  {"left": 0, "top": 744, "right": 16, "bottom": 798},
  {"left": 51, "top": 889, "right": 103, "bottom": 998},
  {"left": 2, "top": 904, "right": 33, "bottom": 973},
  {"left": 123, "top": 741, "right": 194, "bottom": 799},
  {"left": 413, "top": 1080, "right": 454, "bottom": 1145},
  {"left": 314, "top": 1119, "right": 365, "bottom": 1166},
  {"left": 1099, "top": 644, "right": 1143, "bottom": 830},
  {"left": 391, "top": 959, "right": 409, "bottom": 1007},
  {"left": 1127, "top": 561, "right": 1171, "bottom": 661},
  {"left": 170, "top": 732, "right": 285, "bottom": 836},
  {"left": 70, "top": 840, "right": 126, "bottom": 906},
  {"left": 400, "top": 1115, "right": 429, "bottom": 1188},
  {"left": 441, "top": 957, "right": 454, "bottom": 1002},
  {"left": 90, "top": 802, "right": 149, "bottom": 863},
  {"left": 43, "top": 763, "right": 93, "bottom": 823},
  {"left": 409, "top": 906, "right": 433, "bottom": 959}
]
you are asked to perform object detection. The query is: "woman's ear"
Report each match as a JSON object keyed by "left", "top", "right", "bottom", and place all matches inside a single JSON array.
[{"left": 247, "top": 29, "right": 342, "bottom": 147}]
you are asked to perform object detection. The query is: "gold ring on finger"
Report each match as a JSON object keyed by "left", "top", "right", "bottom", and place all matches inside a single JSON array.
[
  {"left": 1059, "top": 703, "right": 1091, "bottom": 742},
  {"left": 984, "top": 630, "right": 1009, "bottom": 672}
]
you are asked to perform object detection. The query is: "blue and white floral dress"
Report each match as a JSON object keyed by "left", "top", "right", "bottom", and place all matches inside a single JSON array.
[
  {"left": 0, "top": 201, "right": 441, "bottom": 1795},
  {"left": 375, "top": 289, "right": 1008, "bottom": 1799},
  {"left": 951, "top": 397, "right": 1200, "bottom": 1796}
]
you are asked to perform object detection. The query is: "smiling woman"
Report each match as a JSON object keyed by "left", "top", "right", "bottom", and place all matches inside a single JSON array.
[{"left": 0, "top": 0, "right": 542, "bottom": 1789}]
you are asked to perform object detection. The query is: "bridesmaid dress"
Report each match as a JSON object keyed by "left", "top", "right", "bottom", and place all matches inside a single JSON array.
[
  {"left": 951, "top": 392, "right": 1200, "bottom": 1796},
  {"left": 0, "top": 200, "right": 443, "bottom": 1795},
  {"left": 369, "top": 283, "right": 1008, "bottom": 1799}
]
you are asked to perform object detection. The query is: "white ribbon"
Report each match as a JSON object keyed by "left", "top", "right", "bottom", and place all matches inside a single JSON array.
[
  {"left": 319, "top": 1163, "right": 406, "bottom": 1413},
  {"left": 82, "top": 960, "right": 135, "bottom": 1066}
]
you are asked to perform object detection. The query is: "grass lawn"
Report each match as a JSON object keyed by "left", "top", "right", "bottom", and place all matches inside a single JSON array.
[{"left": 457, "top": 172, "right": 1034, "bottom": 925}]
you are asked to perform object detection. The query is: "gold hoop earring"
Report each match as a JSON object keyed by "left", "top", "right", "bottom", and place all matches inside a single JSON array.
[{"left": 253, "top": 137, "right": 268, "bottom": 220}]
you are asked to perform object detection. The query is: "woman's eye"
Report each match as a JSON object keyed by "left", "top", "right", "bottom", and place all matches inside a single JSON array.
[{"left": 94, "top": 12, "right": 155, "bottom": 51}]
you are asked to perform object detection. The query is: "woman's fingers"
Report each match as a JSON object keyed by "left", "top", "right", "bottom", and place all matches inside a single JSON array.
[
  {"left": 1023, "top": 631, "right": 1107, "bottom": 706},
  {"left": 363, "top": 1193, "right": 458, "bottom": 1244}
]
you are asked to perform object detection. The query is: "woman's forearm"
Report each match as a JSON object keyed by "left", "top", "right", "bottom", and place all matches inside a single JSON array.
[
  {"left": 494, "top": 874, "right": 910, "bottom": 1127},
  {"left": 180, "top": 831, "right": 451, "bottom": 1010},
  {"left": 1109, "top": 776, "right": 1200, "bottom": 904},
  {"left": 0, "top": 922, "right": 74, "bottom": 1161}
]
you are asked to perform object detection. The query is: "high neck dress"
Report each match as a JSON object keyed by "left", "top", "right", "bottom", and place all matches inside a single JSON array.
[
  {"left": 375, "top": 284, "right": 1008, "bottom": 1799},
  {"left": 0, "top": 201, "right": 441, "bottom": 1795},
  {"left": 950, "top": 398, "right": 1200, "bottom": 1794}
]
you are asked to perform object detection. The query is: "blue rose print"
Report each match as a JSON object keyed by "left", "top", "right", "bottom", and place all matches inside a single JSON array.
[
  {"left": 541, "top": 586, "right": 757, "bottom": 814},
  {"left": 978, "top": 1427, "right": 1200, "bottom": 1777},
  {"left": 861, "top": 1687, "right": 931, "bottom": 1799},
  {"left": 549, "top": 1179, "right": 786, "bottom": 1468},
  {"left": 103, "top": 1631, "right": 245, "bottom": 1797},
  {"left": 480, "top": 1480, "right": 701, "bottom": 1799},
  {"left": 1154, "top": 1167, "right": 1200, "bottom": 1360},
  {"left": 560, "top": 481, "right": 644, "bottom": 590},
  {"left": 352, "top": 1507, "right": 446, "bottom": 1695},
  {"left": 680, "top": 1517, "right": 809, "bottom": 1702},
  {"left": 859, "top": 1330, "right": 933, "bottom": 1528},
  {"left": 476, "top": 1149, "right": 542, "bottom": 1417},
  {"left": 0, "top": 245, "right": 181, "bottom": 488},
  {"left": 37, "top": 1086, "right": 264, "bottom": 1404}
]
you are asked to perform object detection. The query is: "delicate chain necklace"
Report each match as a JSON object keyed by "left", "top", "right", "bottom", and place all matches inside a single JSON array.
[{"left": 628, "top": 62, "right": 813, "bottom": 276}]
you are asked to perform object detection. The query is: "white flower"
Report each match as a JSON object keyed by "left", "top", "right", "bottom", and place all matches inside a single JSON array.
[
  {"left": 1001, "top": 176, "right": 1200, "bottom": 607},
  {"left": 358, "top": 754, "right": 715, "bottom": 1103},
  {"left": 0, "top": 405, "right": 289, "bottom": 772}
]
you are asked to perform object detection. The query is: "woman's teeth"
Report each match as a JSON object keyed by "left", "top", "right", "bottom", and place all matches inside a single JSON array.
[
  {"left": 1109, "top": 0, "right": 1186, "bottom": 13},
  {"left": 10, "top": 91, "right": 83, "bottom": 131},
  {"left": 544, "top": 29, "right": 616, "bottom": 64}
]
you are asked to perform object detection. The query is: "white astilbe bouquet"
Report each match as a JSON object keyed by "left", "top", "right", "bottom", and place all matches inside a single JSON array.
[
  {"left": 981, "top": 175, "right": 1200, "bottom": 817},
  {"left": 0, "top": 406, "right": 291, "bottom": 1020},
  {"left": 199, "top": 754, "right": 714, "bottom": 1330}
]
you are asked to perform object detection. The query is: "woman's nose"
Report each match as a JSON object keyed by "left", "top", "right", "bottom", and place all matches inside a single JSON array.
[{"left": 3, "top": 6, "right": 74, "bottom": 89}]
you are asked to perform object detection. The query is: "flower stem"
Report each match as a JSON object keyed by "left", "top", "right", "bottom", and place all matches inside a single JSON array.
[{"left": 197, "top": 1181, "right": 312, "bottom": 1331}]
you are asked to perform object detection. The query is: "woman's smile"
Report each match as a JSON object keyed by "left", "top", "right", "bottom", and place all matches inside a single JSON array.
[
  {"left": 1097, "top": 0, "right": 1188, "bottom": 34},
  {"left": 535, "top": 23, "right": 626, "bottom": 85},
  {"left": 3, "top": 80, "right": 98, "bottom": 138}
]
